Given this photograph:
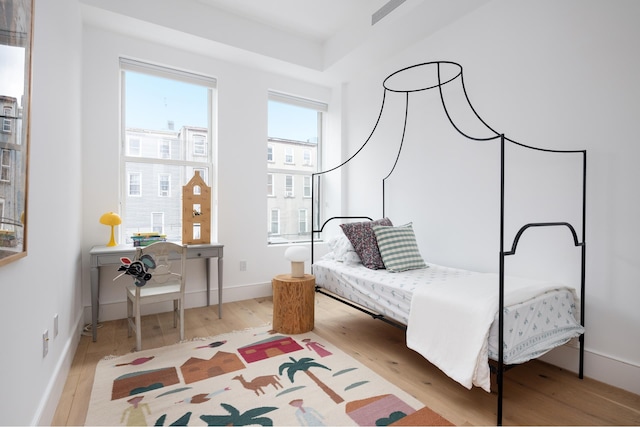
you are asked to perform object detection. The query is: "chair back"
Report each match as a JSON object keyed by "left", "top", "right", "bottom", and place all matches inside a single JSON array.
[{"left": 136, "top": 241, "right": 187, "bottom": 292}]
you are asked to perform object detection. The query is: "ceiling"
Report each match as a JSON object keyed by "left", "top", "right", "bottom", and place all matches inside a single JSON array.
[
  {"left": 80, "top": 0, "right": 490, "bottom": 85},
  {"left": 195, "top": 0, "right": 391, "bottom": 43}
]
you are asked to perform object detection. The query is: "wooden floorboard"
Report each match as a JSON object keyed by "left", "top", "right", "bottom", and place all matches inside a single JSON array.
[{"left": 51, "top": 294, "right": 640, "bottom": 426}]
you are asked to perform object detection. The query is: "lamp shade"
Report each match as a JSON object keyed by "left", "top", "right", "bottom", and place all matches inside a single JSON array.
[
  {"left": 99, "top": 212, "right": 121, "bottom": 247},
  {"left": 284, "top": 246, "right": 309, "bottom": 262}
]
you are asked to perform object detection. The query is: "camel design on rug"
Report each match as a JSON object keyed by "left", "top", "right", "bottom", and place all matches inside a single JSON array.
[{"left": 232, "top": 374, "right": 283, "bottom": 396}]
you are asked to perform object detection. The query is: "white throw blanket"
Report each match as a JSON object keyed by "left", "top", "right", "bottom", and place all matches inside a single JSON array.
[{"left": 406, "top": 271, "right": 566, "bottom": 392}]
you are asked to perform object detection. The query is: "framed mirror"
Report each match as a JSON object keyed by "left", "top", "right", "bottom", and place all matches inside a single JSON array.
[{"left": 0, "top": 0, "right": 33, "bottom": 266}]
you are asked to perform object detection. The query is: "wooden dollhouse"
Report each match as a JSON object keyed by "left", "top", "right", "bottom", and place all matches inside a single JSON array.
[{"left": 182, "top": 171, "right": 211, "bottom": 244}]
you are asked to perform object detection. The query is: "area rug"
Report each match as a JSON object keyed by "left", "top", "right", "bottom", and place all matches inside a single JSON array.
[{"left": 86, "top": 325, "right": 452, "bottom": 426}]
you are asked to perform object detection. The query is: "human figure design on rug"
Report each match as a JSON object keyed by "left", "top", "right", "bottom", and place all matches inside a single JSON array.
[
  {"left": 121, "top": 395, "right": 150, "bottom": 426},
  {"left": 232, "top": 374, "right": 283, "bottom": 396},
  {"left": 302, "top": 338, "right": 332, "bottom": 358},
  {"left": 289, "top": 398, "right": 325, "bottom": 426}
]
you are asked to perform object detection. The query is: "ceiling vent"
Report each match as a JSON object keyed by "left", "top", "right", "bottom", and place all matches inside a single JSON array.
[{"left": 371, "top": 0, "right": 407, "bottom": 25}]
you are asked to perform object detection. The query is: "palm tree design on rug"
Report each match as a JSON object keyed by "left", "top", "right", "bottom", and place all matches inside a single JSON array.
[
  {"left": 279, "top": 357, "right": 344, "bottom": 404},
  {"left": 199, "top": 403, "right": 277, "bottom": 426}
]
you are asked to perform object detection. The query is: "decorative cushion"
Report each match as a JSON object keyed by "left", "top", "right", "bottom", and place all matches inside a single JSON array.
[
  {"left": 326, "top": 234, "right": 362, "bottom": 264},
  {"left": 340, "top": 218, "right": 392, "bottom": 269},
  {"left": 372, "top": 223, "right": 427, "bottom": 272}
]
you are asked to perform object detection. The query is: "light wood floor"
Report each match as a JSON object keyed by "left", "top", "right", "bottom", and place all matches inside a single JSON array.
[{"left": 53, "top": 294, "right": 640, "bottom": 426}]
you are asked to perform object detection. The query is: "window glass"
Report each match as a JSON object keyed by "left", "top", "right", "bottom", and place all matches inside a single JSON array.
[
  {"left": 120, "top": 59, "right": 215, "bottom": 242},
  {"left": 267, "top": 93, "right": 326, "bottom": 244}
]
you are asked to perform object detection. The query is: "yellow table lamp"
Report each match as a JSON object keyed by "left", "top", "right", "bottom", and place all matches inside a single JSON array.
[{"left": 100, "top": 212, "right": 122, "bottom": 247}]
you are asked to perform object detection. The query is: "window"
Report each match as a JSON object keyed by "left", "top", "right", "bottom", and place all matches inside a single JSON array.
[
  {"left": 303, "top": 176, "right": 311, "bottom": 198},
  {"left": 2, "top": 107, "right": 11, "bottom": 133},
  {"left": 298, "top": 209, "right": 308, "bottom": 233},
  {"left": 120, "top": 58, "right": 216, "bottom": 242},
  {"left": 193, "top": 134, "right": 207, "bottom": 156},
  {"left": 284, "top": 147, "right": 294, "bottom": 164},
  {"left": 128, "top": 138, "right": 141, "bottom": 156},
  {"left": 0, "top": 149, "right": 10, "bottom": 182},
  {"left": 270, "top": 209, "right": 280, "bottom": 235},
  {"left": 159, "top": 139, "right": 171, "bottom": 159},
  {"left": 128, "top": 172, "right": 141, "bottom": 197},
  {"left": 151, "top": 212, "right": 164, "bottom": 234},
  {"left": 158, "top": 173, "right": 171, "bottom": 197},
  {"left": 267, "top": 91, "right": 326, "bottom": 244},
  {"left": 284, "top": 175, "right": 294, "bottom": 197},
  {"left": 267, "top": 173, "right": 274, "bottom": 196}
]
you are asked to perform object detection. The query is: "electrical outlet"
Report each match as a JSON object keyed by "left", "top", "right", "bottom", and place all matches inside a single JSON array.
[
  {"left": 43, "top": 330, "right": 49, "bottom": 357},
  {"left": 54, "top": 314, "right": 59, "bottom": 338},
  {"left": 239, "top": 260, "right": 247, "bottom": 271}
]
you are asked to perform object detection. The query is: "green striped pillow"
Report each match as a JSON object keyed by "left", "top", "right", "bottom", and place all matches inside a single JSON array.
[{"left": 372, "top": 223, "right": 427, "bottom": 272}]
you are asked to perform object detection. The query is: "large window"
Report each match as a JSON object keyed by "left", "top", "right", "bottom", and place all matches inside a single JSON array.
[
  {"left": 120, "top": 59, "right": 215, "bottom": 242},
  {"left": 267, "top": 92, "right": 326, "bottom": 244}
]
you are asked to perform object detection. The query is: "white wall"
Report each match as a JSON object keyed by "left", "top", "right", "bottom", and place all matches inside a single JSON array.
[
  {"left": 0, "top": 0, "right": 84, "bottom": 425},
  {"left": 340, "top": 0, "right": 640, "bottom": 394},
  {"left": 80, "top": 25, "right": 336, "bottom": 322}
]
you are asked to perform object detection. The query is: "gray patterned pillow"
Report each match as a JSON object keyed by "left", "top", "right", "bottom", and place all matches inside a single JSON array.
[
  {"left": 340, "top": 218, "right": 392, "bottom": 269},
  {"left": 372, "top": 222, "right": 427, "bottom": 272}
]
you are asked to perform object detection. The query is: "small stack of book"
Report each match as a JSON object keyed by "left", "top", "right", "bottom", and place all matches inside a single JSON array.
[{"left": 131, "top": 232, "right": 167, "bottom": 247}]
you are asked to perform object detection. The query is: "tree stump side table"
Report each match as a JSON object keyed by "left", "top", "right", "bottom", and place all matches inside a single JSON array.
[{"left": 271, "top": 274, "right": 315, "bottom": 334}]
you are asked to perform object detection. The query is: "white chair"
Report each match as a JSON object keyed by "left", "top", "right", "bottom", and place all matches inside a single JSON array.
[{"left": 126, "top": 241, "right": 187, "bottom": 351}]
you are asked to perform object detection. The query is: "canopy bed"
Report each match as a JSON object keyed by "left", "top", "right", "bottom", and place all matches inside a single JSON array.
[{"left": 310, "top": 61, "right": 586, "bottom": 425}]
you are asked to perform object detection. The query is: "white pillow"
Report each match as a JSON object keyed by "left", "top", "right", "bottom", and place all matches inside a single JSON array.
[{"left": 327, "top": 234, "right": 362, "bottom": 265}]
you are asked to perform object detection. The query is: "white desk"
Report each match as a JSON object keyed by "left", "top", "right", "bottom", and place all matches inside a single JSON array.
[{"left": 89, "top": 243, "right": 223, "bottom": 342}]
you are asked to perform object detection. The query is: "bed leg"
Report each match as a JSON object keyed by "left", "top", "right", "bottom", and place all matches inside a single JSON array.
[{"left": 497, "top": 368, "right": 503, "bottom": 426}]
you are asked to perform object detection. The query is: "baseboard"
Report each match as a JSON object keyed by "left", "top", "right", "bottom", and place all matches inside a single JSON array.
[
  {"left": 34, "top": 310, "right": 85, "bottom": 426},
  {"left": 540, "top": 343, "right": 640, "bottom": 396}
]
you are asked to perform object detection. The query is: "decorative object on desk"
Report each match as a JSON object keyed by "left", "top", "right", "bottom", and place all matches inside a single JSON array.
[
  {"left": 85, "top": 325, "right": 450, "bottom": 426},
  {"left": 284, "top": 246, "right": 309, "bottom": 278},
  {"left": 182, "top": 171, "right": 211, "bottom": 244},
  {"left": 99, "top": 212, "right": 122, "bottom": 247}
]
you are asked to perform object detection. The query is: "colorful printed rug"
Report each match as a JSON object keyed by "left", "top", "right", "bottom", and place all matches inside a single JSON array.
[{"left": 85, "top": 325, "right": 452, "bottom": 426}]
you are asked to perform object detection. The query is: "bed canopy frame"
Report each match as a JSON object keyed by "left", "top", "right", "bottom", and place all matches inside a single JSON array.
[{"left": 310, "top": 61, "right": 586, "bottom": 425}]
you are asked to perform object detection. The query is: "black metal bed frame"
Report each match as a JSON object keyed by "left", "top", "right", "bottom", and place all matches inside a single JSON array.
[{"left": 310, "top": 61, "right": 586, "bottom": 426}]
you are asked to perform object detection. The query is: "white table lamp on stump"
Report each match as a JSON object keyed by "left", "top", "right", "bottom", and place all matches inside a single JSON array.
[{"left": 284, "top": 246, "right": 309, "bottom": 278}]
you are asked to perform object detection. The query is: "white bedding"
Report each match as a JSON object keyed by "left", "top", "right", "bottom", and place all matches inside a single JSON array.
[{"left": 313, "top": 258, "right": 583, "bottom": 391}]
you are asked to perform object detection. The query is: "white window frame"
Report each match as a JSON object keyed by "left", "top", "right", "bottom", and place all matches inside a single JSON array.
[
  {"left": 120, "top": 58, "right": 216, "bottom": 242},
  {"left": 284, "top": 147, "right": 294, "bottom": 164},
  {"left": 267, "top": 173, "right": 274, "bottom": 196},
  {"left": 267, "top": 145, "right": 274, "bottom": 162},
  {"left": 270, "top": 209, "right": 280, "bottom": 235},
  {"left": 151, "top": 212, "right": 164, "bottom": 234},
  {"left": 285, "top": 175, "right": 294, "bottom": 197},
  {"left": 193, "top": 134, "right": 207, "bottom": 156},
  {"left": 158, "top": 173, "right": 171, "bottom": 197},
  {"left": 303, "top": 175, "right": 311, "bottom": 198},
  {"left": 2, "top": 107, "right": 11, "bottom": 133},
  {"left": 298, "top": 209, "right": 308, "bottom": 233},
  {"left": 128, "top": 137, "right": 141, "bottom": 156},
  {"left": 0, "top": 149, "right": 10, "bottom": 182},
  {"left": 128, "top": 172, "right": 141, "bottom": 197}
]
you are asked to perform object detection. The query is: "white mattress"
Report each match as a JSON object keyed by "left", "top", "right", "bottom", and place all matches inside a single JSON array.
[{"left": 313, "top": 259, "right": 583, "bottom": 365}]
